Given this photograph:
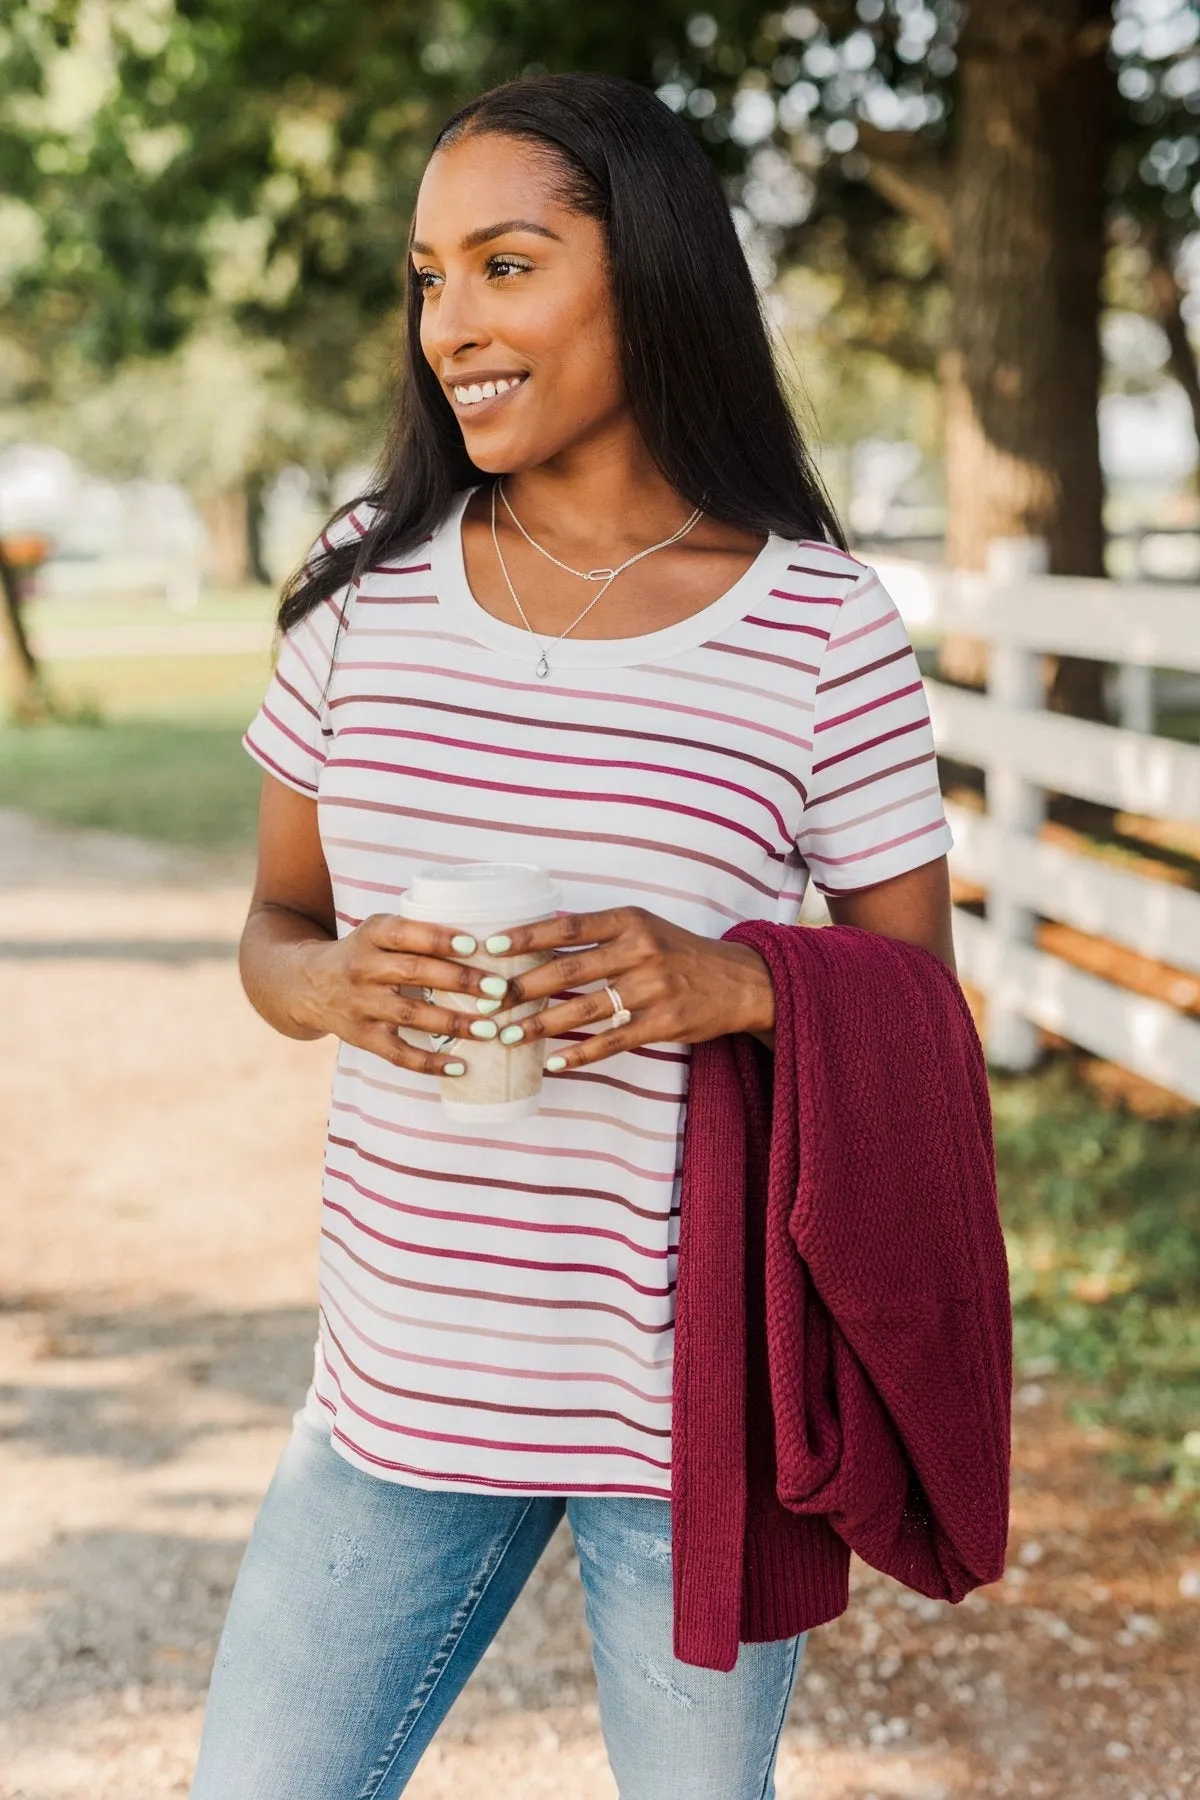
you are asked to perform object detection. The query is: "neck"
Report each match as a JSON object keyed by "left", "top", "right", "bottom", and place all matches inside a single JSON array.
[{"left": 501, "top": 424, "right": 694, "bottom": 554}]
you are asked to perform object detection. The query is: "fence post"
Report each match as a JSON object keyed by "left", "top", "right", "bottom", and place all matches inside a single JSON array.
[
  {"left": 984, "top": 536, "right": 1047, "bottom": 1071},
  {"left": 1114, "top": 662, "right": 1155, "bottom": 735}
]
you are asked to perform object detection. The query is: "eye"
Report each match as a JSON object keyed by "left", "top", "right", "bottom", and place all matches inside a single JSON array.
[
  {"left": 412, "top": 267, "right": 442, "bottom": 294},
  {"left": 487, "top": 254, "right": 533, "bottom": 281}
]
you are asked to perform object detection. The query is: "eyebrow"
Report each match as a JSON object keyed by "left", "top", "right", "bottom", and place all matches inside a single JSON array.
[{"left": 410, "top": 218, "right": 563, "bottom": 256}]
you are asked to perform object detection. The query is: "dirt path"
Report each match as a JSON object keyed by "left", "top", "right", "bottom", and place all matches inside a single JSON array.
[{"left": 0, "top": 811, "right": 1196, "bottom": 1799}]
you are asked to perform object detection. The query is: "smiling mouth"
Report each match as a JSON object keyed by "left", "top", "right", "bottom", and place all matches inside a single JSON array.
[{"left": 449, "top": 372, "right": 529, "bottom": 410}]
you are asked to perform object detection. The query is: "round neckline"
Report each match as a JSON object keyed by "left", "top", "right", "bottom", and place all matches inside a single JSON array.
[{"left": 429, "top": 486, "right": 793, "bottom": 671}]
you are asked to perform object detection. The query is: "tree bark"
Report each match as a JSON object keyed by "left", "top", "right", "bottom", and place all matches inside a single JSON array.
[
  {"left": 199, "top": 486, "right": 252, "bottom": 588},
  {"left": 0, "top": 539, "right": 48, "bottom": 723},
  {"left": 943, "top": 0, "right": 1112, "bottom": 720},
  {"left": 1147, "top": 238, "right": 1200, "bottom": 464}
]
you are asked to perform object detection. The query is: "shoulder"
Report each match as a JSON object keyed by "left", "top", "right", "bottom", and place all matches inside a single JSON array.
[{"left": 308, "top": 498, "right": 381, "bottom": 564}]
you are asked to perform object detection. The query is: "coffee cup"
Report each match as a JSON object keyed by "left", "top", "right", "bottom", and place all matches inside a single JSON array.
[{"left": 398, "top": 863, "right": 561, "bottom": 1122}]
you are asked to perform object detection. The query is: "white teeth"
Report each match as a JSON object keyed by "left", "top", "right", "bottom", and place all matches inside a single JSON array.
[{"left": 452, "top": 375, "right": 525, "bottom": 406}]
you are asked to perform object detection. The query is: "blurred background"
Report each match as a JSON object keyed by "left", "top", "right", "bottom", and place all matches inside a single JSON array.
[{"left": 0, "top": 3, "right": 1198, "bottom": 1797}]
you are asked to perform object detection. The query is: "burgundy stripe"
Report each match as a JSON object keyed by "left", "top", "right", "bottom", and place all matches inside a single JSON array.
[
  {"left": 244, "top": 734, "right": 317, "bottom": 793},
  {"left": 770, "top": 588, "right": 847, "bottom": 604},
  {"left": 332, "top": 1097, "right": 675, "bottom": 1184},
  {"left": 327, "top": 1414, "right": 670, "bottom": 1494},
  {"left": 327, "top": 692, "right": 808, "bottom": 802},
  {"left": 261, "top": 701, "right": 327, "bottom": 764},
  {"left": 326, "top": 754, "right": 790, "bottom": 859},
  {"left": 326, "top": 1134, "right": 673, "bottom": 1221},
  {"left": 322, "top": 1227, "right": 670, "bottom": 1332},
  {"left": 816, "top": 645, "right": 911, "bottom": 694},
  {"left": 707, "top": 641, "right": 820, "bottom": 677},
  {"left": 320, "top": 1287, "right": 669, "bottom": 1402},
  {"left": 322, "top": 1313, "right": 671, "bottom": 1436},
  {"left": 801, "top": 749, "right": 936, "bottom": 811},
  {"left": 326, "top": 1161, "right": 670, "bottom": 1259},
  {"left": 810, "top": 715, "right": 928, "bottom": 776},
  {"left": 745, "top": 615, "right": 832, "bottom": 640},
  {"left": 322, "top": 798, "right": 785, "bottom": 901},
  {"left": 274, "top": 669, "right": 322, "bottom": 722},
  {"left": 814, "top": 815, "right": 945, "bottom": 868},
  {"left": 814, "top": 679, "right": 923, "bottom": 735},
  {"left": 373, "top": 560, "right": 432, "bottom": 574},
  {"left": 786, "top": 562, "right": 862, "bottom": 582}
]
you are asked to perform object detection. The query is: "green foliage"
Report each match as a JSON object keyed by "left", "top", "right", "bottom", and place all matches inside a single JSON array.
[{"left": 996, "top": 1062, "right": 1200, "bottom": 1511}]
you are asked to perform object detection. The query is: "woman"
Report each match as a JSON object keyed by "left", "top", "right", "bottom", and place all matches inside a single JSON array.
[{"left": 192, "top": 71, "right": 954, "bottom": 1799}]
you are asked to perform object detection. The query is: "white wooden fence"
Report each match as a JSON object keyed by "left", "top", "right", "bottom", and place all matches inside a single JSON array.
[{"left": 875, "top": 538, "right": 1200, "bottom": 1107}]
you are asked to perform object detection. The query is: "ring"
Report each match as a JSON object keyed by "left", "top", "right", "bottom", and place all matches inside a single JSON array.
[{"left": 603, "top": 983, "right": 632, "bottom": 1029}]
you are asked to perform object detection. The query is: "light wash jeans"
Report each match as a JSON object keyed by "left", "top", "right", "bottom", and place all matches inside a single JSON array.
[{"left": 191, "top": 1410, "right": 805, "bottom": 1799}]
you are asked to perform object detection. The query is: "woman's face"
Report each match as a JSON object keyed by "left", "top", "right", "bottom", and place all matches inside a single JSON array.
[{"left": 411, "top": 133, "right": 625, "bottom": 473}]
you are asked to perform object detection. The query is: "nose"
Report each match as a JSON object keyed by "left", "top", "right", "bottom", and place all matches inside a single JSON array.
[{"left": 420, "top": 271, "right": 490, "bottom": 368}]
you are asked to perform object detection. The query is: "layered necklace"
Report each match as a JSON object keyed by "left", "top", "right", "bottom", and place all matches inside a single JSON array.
[{"left": 489, "top": 479, "right": 703, "bottom": 679}]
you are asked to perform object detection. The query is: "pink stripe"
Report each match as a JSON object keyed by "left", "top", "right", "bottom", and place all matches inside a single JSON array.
[
  {"left": 800, "top": 784, "right": 942, "bottom": 841},
  {"left": 321, "top": 1260, "right": 673, "bottom": 1370},
  {"left": 325, "top": 1160, "right": 671, "bottom": 1258},
  {"left": 331, "top": 1099, "right": 677, "bottom": 1184},
  {"left": 260, "top": 700, "right": 327, "bottom": 764},
  {"left": 811, "top": 816, "right": 947, "bottom": 867},
  {"left": 274, "top": 669, "right": 321, "bottom": 722},
  {"left": 372, "top": 561, "right": 432, "bottom": 574},
  {"left": 332, "top": 660, "right": 816, "bottom": 752},
  {"left": 319, "top": 1362, "right": 673, "bottom": 1468},
  {"left": 324, "top": 1197, "right": 675, "bottom": 1297},
  {"left": 320, "top": 1287, "right": 669, "bottom": 1402},
  {"left": 814, "top": 678, "right": 923, "bottom": 734},
  {"left": 325, "top": 755, "right": 789, "bottom": 859},
  {"left": 342, "top": 1065, "right": 681, "bottom": 1143}
]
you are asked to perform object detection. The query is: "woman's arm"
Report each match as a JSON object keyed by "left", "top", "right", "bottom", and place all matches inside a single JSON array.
[
  {"left": 239, "top": 774, "right": 512, "bottom": 1072},
  {"left": 825, "top": 855, "right": 956, "bottom": 972}
]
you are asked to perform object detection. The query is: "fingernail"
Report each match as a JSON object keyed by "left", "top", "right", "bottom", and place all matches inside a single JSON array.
[
  {"left": 480, "top": 975, "right": 508, "bottom": 998},
  {"left": 499, "top": 1024, "right": 524, "bottom": 1045},
  {"left": 476, "top": 996, "right": 503, "bottom": 1014},
  {"left": 450, "top": 934, "right": 477, "bottom": 955},
  {"left": 545, "top": 1054, "right": 567, "bottom": 1071},
  {"left": 469, "top": 1018, "right": 499, "bottom": 1039},
  {"left": 485, "top": 934, "right": 512, "bottom": 954},
  {"left": 442, "top": 1061, "right": 466, "bottom": 1076}
]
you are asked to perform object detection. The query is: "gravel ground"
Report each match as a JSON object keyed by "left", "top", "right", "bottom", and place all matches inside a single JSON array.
[{"left": 0, "top": 810, "right": 1197, "bottom": 1799}]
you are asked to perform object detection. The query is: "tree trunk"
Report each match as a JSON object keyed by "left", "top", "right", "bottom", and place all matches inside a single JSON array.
[
  {"left": 944, "top": 0, "right": 1111, "bottom": 723},
  {"left": 245, "top": 472, "right": 272, "bottom": 586},
  {"left": 0, "top": 539, "right": 48, "bottom": 723},
  {"left": 199, "top": 485, "right": 252, "bottom": 588},
  {"left": 1147, "top": 237, "right": 1200, "bottom": 467}
]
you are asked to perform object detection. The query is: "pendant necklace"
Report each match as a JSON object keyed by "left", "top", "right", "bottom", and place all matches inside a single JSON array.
[{"left": 489, "top": 480, "right": 702, "bottom": 679}]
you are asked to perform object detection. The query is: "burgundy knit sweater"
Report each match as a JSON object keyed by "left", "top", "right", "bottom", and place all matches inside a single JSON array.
[{"left": 672, "top": 922, "right": 1011, "bottom": 1672}]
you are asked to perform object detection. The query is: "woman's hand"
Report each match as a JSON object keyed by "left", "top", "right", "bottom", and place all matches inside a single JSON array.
[
  {"left": 290, "top": 914, "right": 510, "bottom": 1076},
  {"left": 482, "top": 906, "right": 775, "bottom": 1072}
]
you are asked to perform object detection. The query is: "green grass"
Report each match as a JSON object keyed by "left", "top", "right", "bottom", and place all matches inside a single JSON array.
[
  {"left": 27, "top": 583, "right": 277, "bottom": 634},
  {"left": 996, "top": 1062, "right": 1200, "bottom": 1511},
  {"left": 0, "top": 717, "right": 261, "bottom": 849}
]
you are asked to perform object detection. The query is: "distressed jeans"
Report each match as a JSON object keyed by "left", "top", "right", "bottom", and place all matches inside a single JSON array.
[{"left": 190, "top": 1410, "right": 805, "bottom": 1799}]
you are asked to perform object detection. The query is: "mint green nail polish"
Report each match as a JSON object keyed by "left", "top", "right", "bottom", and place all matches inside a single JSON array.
[
  {"left": 450, "top": 934, "right": 476, "bottom": 955},
  {"left": 499, "top": 1024, "right": 524, "bottom": 1045},
  {"left": 442, "top": 1061, "right": 466, "bottom": 1076},
  {"left": 546, "top": 1054, "right": 567, "bottom": 1072},
  {"left": 480, "top": 975, "right": 508, "bottom": 998},
  {"left": 475, "top": 996, "right": 502, "bottom": 1014},
  {"left": 485, "top": 933, "right": 512, "bottom": 955},
  {"left": 469, "top": 1018, "right": 498, "bottom": 1039}
]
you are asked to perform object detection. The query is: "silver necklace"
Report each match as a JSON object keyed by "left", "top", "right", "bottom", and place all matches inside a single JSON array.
[{"left": 489, "top": 480, "right": 703, "bottom": 679}]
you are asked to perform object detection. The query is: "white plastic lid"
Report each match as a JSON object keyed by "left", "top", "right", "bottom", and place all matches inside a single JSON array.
[{"left": 397, "top": 862, "right": 560, "bottom": 929}]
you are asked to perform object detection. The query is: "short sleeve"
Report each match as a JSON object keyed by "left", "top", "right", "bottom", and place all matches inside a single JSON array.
[
  {"left": 242, "top": 509, "right": 368, "bottom": 797},
  {"left": 796, "top": 567, "right": 952, "bottom": 895}
]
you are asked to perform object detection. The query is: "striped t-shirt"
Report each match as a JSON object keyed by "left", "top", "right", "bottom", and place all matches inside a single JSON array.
[{"left": 244, "top": 486, "right": 952, "bottom": 1497}]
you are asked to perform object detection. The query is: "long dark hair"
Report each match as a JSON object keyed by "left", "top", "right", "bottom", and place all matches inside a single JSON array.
[{"left": 278, "top": 71, "right": 844, "bottom": 633}]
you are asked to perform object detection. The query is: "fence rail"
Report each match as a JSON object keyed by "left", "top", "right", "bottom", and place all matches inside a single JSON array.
[{"left": 877, "top": 541, "right": 1200, "bottom": 1106}]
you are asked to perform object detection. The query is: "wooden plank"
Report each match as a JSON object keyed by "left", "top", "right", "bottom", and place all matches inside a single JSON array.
[
  {"left": 927, "top": 681, "right": 1200, "bottom": 821},
  {"left": 946, "top": 804, "right": 1200, "bottom": 976},
  {"left": 953, "top": 912, "right": 1200, "bottom": 1104},
  {"left": 875, "top": 558, "right": 1200, "bottom": 673}
]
